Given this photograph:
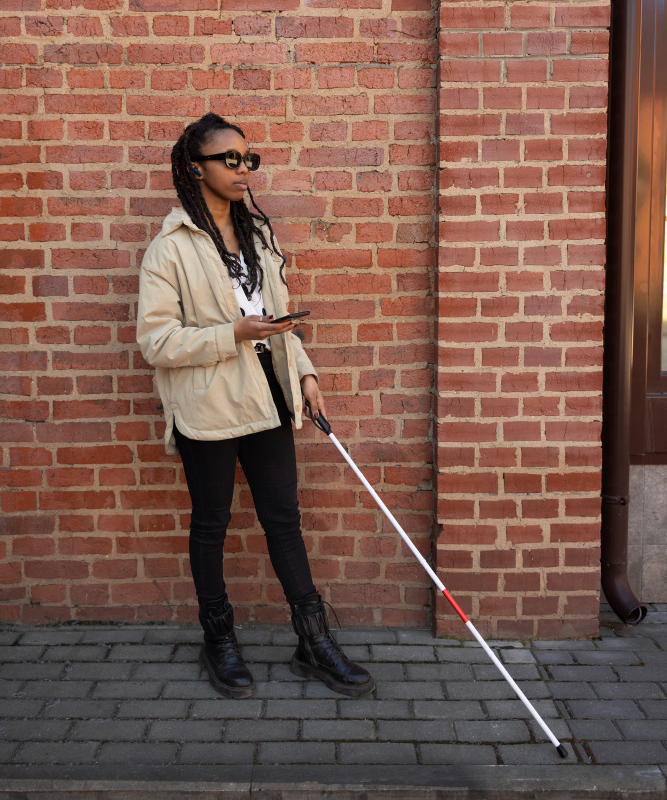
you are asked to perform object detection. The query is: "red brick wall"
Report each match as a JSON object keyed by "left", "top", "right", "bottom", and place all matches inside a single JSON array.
[
  {"left": 0, "top": 0, "right": 437, "bottom": 626},
  {"left": 0, "top": 0, "right": 608, "bottom": 637},
  {"left": 434, "top": 1, "right": 609, "bottom": 639}
]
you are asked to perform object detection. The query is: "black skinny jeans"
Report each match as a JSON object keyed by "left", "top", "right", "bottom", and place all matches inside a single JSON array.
[{"left": 174, "top": 349, "right": 316, "bottom": 617}]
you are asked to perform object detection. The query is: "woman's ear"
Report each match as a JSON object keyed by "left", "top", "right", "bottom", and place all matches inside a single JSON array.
[{"left": 191, "top": 163, "right": 202, "bottom": 177}]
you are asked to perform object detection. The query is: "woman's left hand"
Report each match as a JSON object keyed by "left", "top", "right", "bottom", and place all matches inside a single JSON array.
[{"left": 300, "top": 374, "right": 326, "bottom": 421}]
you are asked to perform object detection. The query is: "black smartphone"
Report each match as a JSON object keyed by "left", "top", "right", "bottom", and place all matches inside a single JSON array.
[{"left": 270, "top": 311, "right": 310, "bottom": 324}]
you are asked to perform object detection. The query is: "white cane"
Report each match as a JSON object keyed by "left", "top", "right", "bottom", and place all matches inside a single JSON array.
[{"left": 305, "top": 401, "right": 568, "bottom": 759}]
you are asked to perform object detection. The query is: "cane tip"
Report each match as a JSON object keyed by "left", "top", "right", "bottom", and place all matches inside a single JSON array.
[{"left": 556, "top": 744, "right": 568, "bottom": 759}]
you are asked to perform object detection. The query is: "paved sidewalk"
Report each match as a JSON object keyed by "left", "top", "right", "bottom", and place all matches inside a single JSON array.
[{"left": 0, "top": 604, "right": 665, "bottom": 798}]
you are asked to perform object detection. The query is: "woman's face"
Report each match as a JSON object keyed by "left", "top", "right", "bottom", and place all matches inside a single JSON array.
[{"left": 191, "top": 128, "right": 250, "bottom": 203}]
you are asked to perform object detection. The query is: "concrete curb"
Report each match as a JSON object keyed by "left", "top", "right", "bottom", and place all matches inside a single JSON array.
[{"left": 0, "top": 765, "right": 665, "bottom": 799}]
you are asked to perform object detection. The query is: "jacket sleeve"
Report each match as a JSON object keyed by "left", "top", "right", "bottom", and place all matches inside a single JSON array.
[
  {"left": 266, "top": 226, "right": 318, "bottom": 384},
  {"left": 136, "top": 242, "right": 239, "bottom": 369}
]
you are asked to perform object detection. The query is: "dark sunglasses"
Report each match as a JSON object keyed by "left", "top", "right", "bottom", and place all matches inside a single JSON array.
[{"left": 195, "top": 150, "right": 261, "bottom": 171}]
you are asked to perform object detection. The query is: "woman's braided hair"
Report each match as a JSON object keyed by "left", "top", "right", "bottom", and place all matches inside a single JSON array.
[{"left": 171, "top": 112, "right": 287, "bottom": 292}]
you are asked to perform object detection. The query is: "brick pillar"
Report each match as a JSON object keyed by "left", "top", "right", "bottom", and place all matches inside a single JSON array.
[{"left": 434, "top": 1, "right": 610, "bottom": 639}]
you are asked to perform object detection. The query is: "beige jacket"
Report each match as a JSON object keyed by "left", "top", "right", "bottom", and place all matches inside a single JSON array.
[{"left": 137, "top": 207, "right": 317, "bottom": 455}]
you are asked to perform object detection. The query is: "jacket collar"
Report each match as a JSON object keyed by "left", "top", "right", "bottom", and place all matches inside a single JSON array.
[
  {"left": 161, "top": 206, "right": 268, "bottom": 249},
  {"left": 161, "top": 207, "right": 202, "bottom": 237}
]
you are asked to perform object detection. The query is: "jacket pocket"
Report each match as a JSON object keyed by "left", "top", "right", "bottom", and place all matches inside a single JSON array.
[{"left": 193, "top": 365, "right": 211, "bottom": 391}]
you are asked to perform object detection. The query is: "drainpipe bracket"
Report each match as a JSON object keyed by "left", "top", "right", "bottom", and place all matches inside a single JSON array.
[{"left": 601, "top": 494, "right": 628, "bottom": 506}]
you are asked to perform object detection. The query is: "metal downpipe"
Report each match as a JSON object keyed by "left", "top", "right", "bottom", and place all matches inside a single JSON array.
[{"left": 601, "top": 0, "right": 647, "bottom": 625}]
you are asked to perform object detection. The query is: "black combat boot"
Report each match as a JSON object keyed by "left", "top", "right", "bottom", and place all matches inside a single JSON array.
[
  {"left": 289, "top": 591, "right": 375, "bottom": 698},
  {"left": 198, "top": 598, "right": 256, "bottom": 698}
]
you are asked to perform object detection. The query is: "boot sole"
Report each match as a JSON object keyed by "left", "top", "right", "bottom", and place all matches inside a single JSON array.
[
  {"left": 289, "top": 654, "right": 375, "bottom": 698},
  {"left": 199, "top": 646, "right": 257, "bottom": 699}
]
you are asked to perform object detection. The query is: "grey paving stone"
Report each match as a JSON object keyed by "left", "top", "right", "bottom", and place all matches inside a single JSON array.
[
  {"left": 265, "top": 699, "right": 336, "bottom": 719},
  {"left": 374, "top": 681, "right": 443, "bottom": 700},
  {"left": 162, "top": 681, "right": 219, "bottom": 699},
  {"left": 177, "top": 742, "right": 255, "bottom": 764},
  {"left": 455, "top": 720, "right": 531, "bottom": 744},
  {"left": 302, "top": 719, "right": 375, "bottom": 740},
  {"left": 594, "top": 636, "right": 659, "bottom": 650},
  {"left": 548, "top": 666, "right": 618, "bottom": 682},
  {"left": 253, "top": 681, "right": 302, "bottom": 699},
  {"left": 240, "top": 645, "right": 296, "bottom": 663},
  {"left": 62, "top": 663, "right": 133, "bottom": 681},
  {"left": 12, "top": 741, "right": 98, "bottom": 764},
  {"left": 567, "top": 700, "right": 644, "bottom": 720},
  {"left": 500, "top": 649, "right": 536, "bottom": 664},
  {"left": 370, "top": 645, "right": 436, "bottom": 662},
  {"left": 484, "top": 699, "right": 559, "bottom": 719},
  {"left": 268, "top": 629, "right": 299, "bottom": 647},
  {"left": 223, "top": 719, "right": 298, "bottom": 742},
  {"left": 0, "top": 632, "right": 20, "bottom": 645},
  {"left": 498, "top": 743, "right": 579, "bottom": 764},
  {"left": 18, "top": 630, "right": 83, "bottom": 645},
  {"left": 143, "top": 628, "right": 201, "bottom": 644},
  {"left": 258, "top": 741, "right": 336, "bottom": 764},
  {"left": 356, "top": 662, "right": 405, "bottom": 681},
  {"left": 230, "top": 626, "right": 273, "bottom": 645},
  {"left": 533, "top": 651, "right": 576, "bottom": 665},
  {"left": 0, "top": 681, "right": 23, "bottom": 698},
  {"left": 527, "top": 718, "right": 571, "bottom": 742},
  {"left": 419, "top": 743, "right": 497, "bottom": 764},
  {"left": 472, "top": 664, "right": 542, "bottom": 682},
  {"left": 133, "top": 663, "right": 201, "bottom": 681},
  {"left": 190, "top": 699, "right": 264, "bottom": 719},
  {"left": 116, "top": 700, "right": 189, "bottom": 719},
  {"left": 42, "top": 699, "right": 117, "bottom": 719},
  {"left": 338, "top": 629, "right": 397, "bottom": 645},
  {"left": 172, "top": 645, "right": 201, "bottom": 662},
  {"left": 0, "top": 699, "right": 44, "bottom": 718},
  {"left": 70, "top": 719, "right": 147, "bottom": 741},
  {"left": 617, "top": 665, "right": 667, "bottom": 682},
  {"left": 406, "top": 663, "right": 473, "bottom": 682},
  {"left": 338, "top": 699, "right": 411, "bottom": 719},
  {"left": 0, "top": 742, "right": 19, "bottom": 763},
  {"left": 588, "top": 740, "right": 667, "bottom": 764},
  {"left": 80, "top": 629, "right": 146, "bottom": 644},
  {"left": 617, "top": 719, "right": 667, "bottom": 739},
  {"left": 1, "top": 719, "right": 71, "bottom": 740},
  {"left": 269, "top": 663, "right": 303, "bottom": 682},
  {"left": 532, "top": 640, "right": 595, "bottom": 650},
  {"left": 639, "top": 700, "right": 667, "bottom": 718},
  {"left": 445, "top": 681, "right": 517, "bottom": 701},
  {"left": 97, "top": 742, "right": 178, "bottom": 764},
  {"left": 592, "top": 681, "right": 664, "bottom": 699},
  {"left": 377, "top": 719, "right": 455, "bottom": 742},
  {"left": 567, "top": 719, "right": 623, "bottom": 740},
  {"left": 338, "top": 742, "right": 417, "bottom": 764},
  {"left": 148, "top": 719, "right": 224, "bottom": 741},
  {"left": 548, "top": 681, "right": 597, "bottom": 700},
  {"left": 413, "top": 700, "right": 485, "bottom": 720},
  {"left": 21, "top": 680, "right": 93, "bottom": 699},
  {"left": 92, "top": 681, "right": 163, "bottom": 699},
  {"left": 436, "top": 648, "right": 489, "bottom": 664},
  {"left": 303, "top": 682, "right": 348, "bottom": 699},
  {"left": 397, "top": 630, "right": 455, "bottom": 645},
  {"left": 574, "top": 651, "right": 642, "bottom": 666},
  {"left": 0, "top": 646, "right": 44, "bottom": 662},
  {"left": 42, "top": 645, "right": 109, "bottom": 662},
  {"left": 108, "top": 645, "right": 174, "bottom": 662}
]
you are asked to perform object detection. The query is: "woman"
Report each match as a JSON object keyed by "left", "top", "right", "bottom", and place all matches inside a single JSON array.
[{"left": 137, "top": 113, "right": 374, "bottom": 700}]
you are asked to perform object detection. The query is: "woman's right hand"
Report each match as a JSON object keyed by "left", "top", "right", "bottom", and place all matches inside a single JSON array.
[{"left": 233, "top": 315, "right": 297, "bottom": 343}]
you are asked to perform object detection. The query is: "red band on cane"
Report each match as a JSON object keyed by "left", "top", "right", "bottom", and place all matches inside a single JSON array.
[{"left": 442, "top": 588, "right": 469, "bottom": 623}]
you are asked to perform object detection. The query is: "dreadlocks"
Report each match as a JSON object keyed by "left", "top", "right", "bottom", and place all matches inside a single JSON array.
[{"left": 170, "top": 112, "right": 287, "bottom": 293}]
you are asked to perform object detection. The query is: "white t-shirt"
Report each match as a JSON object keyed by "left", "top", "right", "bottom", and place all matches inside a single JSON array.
[{"left": 231, "top": 250, "right": 271, "bottom": 350}]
